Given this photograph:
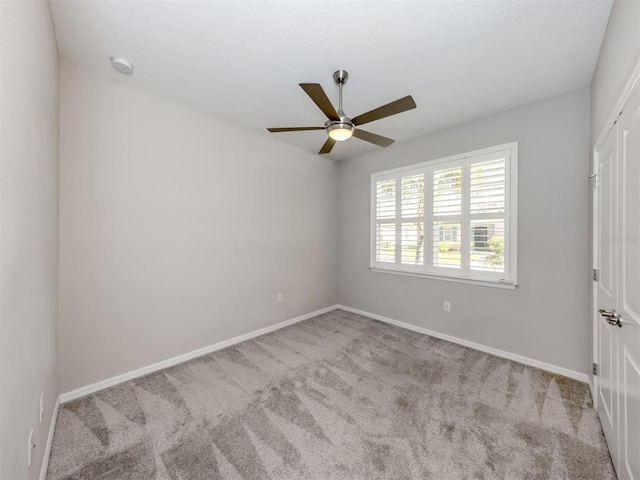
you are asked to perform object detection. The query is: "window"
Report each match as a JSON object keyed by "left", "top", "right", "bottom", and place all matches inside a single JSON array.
[{"left": 371, "top": 143, "right": 517, "bottom": 288}]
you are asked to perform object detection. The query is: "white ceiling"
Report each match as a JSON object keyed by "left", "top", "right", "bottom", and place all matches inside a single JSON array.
[{"left": 50, "top": 0, "right": 612, "bottom": 161}]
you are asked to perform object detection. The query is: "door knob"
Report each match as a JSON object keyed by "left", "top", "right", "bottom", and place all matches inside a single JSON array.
[{"left": 599, "top": 309, "right": 622, "bottom": 327}]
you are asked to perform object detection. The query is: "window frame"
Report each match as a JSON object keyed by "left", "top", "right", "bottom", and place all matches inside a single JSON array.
[{"left": 370, "top": 142, "right": 518, "bottom": 289}]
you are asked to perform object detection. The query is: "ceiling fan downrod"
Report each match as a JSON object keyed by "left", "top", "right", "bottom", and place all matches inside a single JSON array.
[{"left": 333, "top": 69, "right": 349, "bottom": 116}]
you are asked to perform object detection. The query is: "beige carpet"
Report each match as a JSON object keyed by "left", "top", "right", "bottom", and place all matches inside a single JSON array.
[{"left": 47, "top": 309, "right": 615, "bottom": 479}]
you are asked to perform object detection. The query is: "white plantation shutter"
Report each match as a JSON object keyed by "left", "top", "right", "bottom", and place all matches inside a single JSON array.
[
  {"left": 374, "top": 172, "right": 425, "bottom": 267},
  {"left": 433, "top": 167, "right": 462, "bottom": 216},
  {"left": 400, "top": 174, "right": 425, "bottom": 266},
  {"left": 376, "top": 180, "right": 395, "bottom": 219},
  {"left": 470, "top": 159, "right": 505, "bottom": 214},
  {"left": 432, "top": 167, "right": 462, "bottom": 269},
  {"left": 469, "top": 158, "right": 506, "bottom": 274},
  {"left": 371, "top": 143, "right": 517, "bottom": 287},
  {"left": 375, "top": 178, "right": 396, "bottom": 262}
]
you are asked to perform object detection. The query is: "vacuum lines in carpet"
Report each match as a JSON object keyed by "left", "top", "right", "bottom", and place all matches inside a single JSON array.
[{"left": 47, "top": 310, "right": 615, "bottom": 479}]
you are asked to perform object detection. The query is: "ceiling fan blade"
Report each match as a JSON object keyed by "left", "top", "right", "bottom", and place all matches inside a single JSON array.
[
  {"left": 267, "top": 127, "right": 324, "bottom": 133},
  {"left": 352, "top": 95, "right": 416, "bottom": 126},
  {"left": 318, "top": 137, "right": 337, "bottom": 154},
  {"left": 353, "top": 129, "right": 395, "bottom": 148},
  {"left": 299, "top": 83, "right": 340, "bottom": 121}
]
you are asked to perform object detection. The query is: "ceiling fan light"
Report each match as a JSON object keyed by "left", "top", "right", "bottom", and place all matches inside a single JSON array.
[{"left": 327, "top": 122, "right": 355, "bottom": 141}]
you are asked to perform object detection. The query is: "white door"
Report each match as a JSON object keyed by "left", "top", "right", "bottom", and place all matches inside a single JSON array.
[
  {"left": 616, "top": 81, "right": 640, "bottom": 480},
  {"left": 594, "top": 80, "right": 640, "bottom": 480},
  {"left": 595, "top": 120, "right": 619, "bottom": 465}
]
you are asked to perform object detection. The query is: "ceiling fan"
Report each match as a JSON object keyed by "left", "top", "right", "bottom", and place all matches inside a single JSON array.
[{"left": 267, "top": 70, "right": 417, "bottom": 154}]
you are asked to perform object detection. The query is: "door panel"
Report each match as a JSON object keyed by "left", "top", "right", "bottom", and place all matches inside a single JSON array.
[
  {"left": 598, "top": 318, "right": 615, "bottom": 426},
  {"left": 622, "top": 349, "right": 639, "bottom": 479},
  {"left": 600, "top": 144, "right": 615, "bottom": 296},
  {"left": 621, "top": 97, "right": 640, "bottom": 321}
]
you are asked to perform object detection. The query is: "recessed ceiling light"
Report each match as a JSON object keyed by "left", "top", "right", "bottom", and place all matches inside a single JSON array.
[{"left": 110, "top": 57, "right": 133, "bottom": 74}]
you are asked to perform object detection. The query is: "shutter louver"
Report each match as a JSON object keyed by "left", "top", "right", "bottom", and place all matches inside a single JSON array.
[
  {"left": 375, "top": 179, "right": 396, "bottom": 263},
  {"left": 432, "top": 220, "right": 461, "bottom": 268},
  {"left": 432, "top": 167, "right": 462, "bottom": 269},
  {"left": 401, "top": 174, "right": 425, "bottom": 266},
  {"left": 433, "top": 167, "right": 462, "bottom": 216},
  {"left": 470, "top": 159, "right": 505, "bottom": 214},
  {"left": 469, "top": 157, "right": 506, "bottom": 273},
  {"left": 376, "top": 180, "right": 396, "bottom": 218},
  {"left": 470, "top": 219, "right": 505, "bottom": 272},
  {"left": 376, "top": 223, "right": 395, "bottom": 262}
]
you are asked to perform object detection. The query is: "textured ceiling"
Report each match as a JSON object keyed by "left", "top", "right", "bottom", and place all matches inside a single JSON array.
[{"left": 50, "top": 0, "right": 612, "bottom": 161}]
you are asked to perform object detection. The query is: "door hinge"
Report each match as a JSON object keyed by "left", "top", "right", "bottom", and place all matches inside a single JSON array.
[
  {"left": 593, "top": 269, "right": 598, "bottom": 281},
  {"left": 593, "top": 363, "right": 598, "bottom": 376},
  {"left": 588, "top": 174, "right": 598, "bottom": 188}
]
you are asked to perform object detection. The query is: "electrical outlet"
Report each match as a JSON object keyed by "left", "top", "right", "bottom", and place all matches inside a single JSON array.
[
  {"left": 444, "top": 301, "right": 451, "bottom": 312},
  {"left": 277, "top": 293, "right": 283, "bottom": 303},
  {"left": 40, "top": 393, "right": 44, "bottom": 423},
  {"left": 27, "top": 429, "right": 35, "bottom": 467}
]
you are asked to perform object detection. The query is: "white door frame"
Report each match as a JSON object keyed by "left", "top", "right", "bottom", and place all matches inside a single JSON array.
[{"left": 592, "top": 59, "right": 640, "bottom": 407}]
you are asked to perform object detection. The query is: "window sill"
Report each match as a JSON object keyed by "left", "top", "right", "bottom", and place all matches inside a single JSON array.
[{"left": 369, "top": 266, "right": 518, "bottom": 289}]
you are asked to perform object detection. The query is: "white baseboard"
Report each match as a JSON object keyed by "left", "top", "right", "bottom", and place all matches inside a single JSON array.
[
  {"left": 336, "top": 305, "right": 590, "bottom": 384},
  {"left": 39, "top": 396, "right": 60, "bottom": 480},
  {"left": 60, "top": 302, "right": 589, "bottom": 404},
  {"left": 59, "top": 305, "right": 339, "bottom": 403}
]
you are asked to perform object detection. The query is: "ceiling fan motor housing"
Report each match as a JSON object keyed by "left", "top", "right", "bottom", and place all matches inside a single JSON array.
[{"left": 325, "top": 117, "right": 355, "bottom": 141}]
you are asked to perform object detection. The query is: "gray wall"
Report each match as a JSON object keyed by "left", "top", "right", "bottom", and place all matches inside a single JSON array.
[
  {"left": 0, "top": 1, "right": 60, "bottom": 478},
  {"left": 591, "top": 0, "right": 640, "bottom": 141},
  {"left": 58, "top": 62, "right": 339, "bottom": 393},
  {"left": 338, "top": 87, "right": 591, "bottom": 374}
]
